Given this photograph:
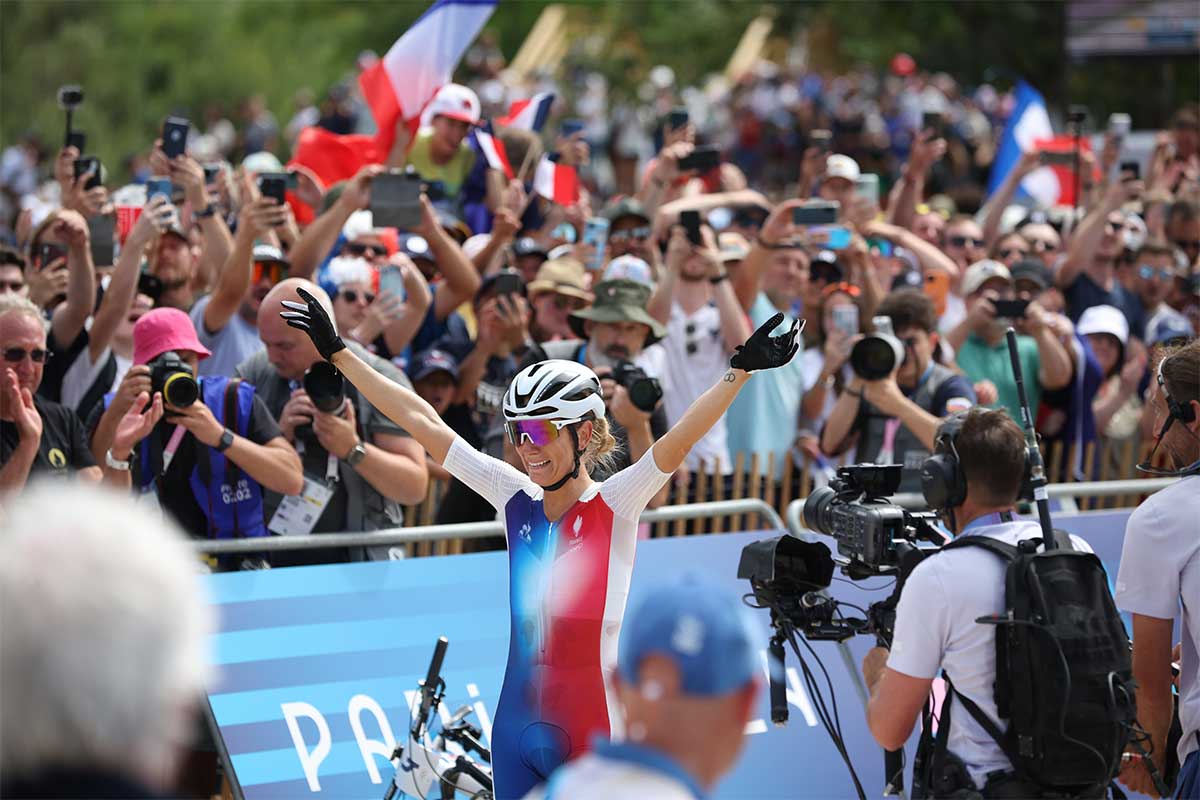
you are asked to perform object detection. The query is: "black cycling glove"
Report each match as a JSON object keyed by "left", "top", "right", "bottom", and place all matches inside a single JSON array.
[
  {"left": 280, "top": 287, "right": 346, "bottom": 361},
  {"left": 730, "top": 312, "right": 803, "bottom": 372}
]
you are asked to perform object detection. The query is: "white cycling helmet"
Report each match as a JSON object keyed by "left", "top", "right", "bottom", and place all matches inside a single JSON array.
[{"left": 503, "top": 359, "right": 605, "bottom": 424}]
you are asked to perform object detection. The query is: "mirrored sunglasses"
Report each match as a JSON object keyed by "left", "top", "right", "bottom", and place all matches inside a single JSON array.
[{"left": 504, "top": 418, "right": 579, "bottom": 447}]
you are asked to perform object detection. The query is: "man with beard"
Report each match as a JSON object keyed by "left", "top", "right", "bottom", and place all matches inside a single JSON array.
[{"left": 190, "top": 198, "right": 289, "bottom": 376}]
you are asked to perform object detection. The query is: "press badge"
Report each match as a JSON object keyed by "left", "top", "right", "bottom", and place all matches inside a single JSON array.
[{"left": 267, "top": 476, "right": 334, "bottom": 536}]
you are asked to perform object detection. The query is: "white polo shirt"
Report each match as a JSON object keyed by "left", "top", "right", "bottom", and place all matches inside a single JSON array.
[
  {"left": 887, "top": 515, "right": 1093, "bottom": 789},
  {"left": 1116, "top": 474, "right": 1200, "bottom": 766},
  {"left": 524, "top": 739, "right": 704, "bottom": 800}
]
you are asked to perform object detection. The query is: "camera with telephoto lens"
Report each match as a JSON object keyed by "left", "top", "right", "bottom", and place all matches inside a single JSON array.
[
  {"left": 149, "top": 351, "right": 199, "bottom": 408},
  {"left": 295, "top": 362, "right": 346, "bottom": 444},
  {"left": 611, "top": 360, "right": 663, "bottom": 413},
  {"left": 850, "top": 315, "right": 905, "bottom": 381}
]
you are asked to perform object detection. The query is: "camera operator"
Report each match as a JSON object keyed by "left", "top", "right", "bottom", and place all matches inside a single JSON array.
[
  {"left": 524, "top": 574, "right": 760, "bottom": 800},
  {"left": 1116, "top": 339, "right": 1200, "bottom": 799},
  {"left": 88, "top": 308, "right": 303, "bottom": 567},
  {"left": 238, "top": 278, "right": 427, "bottom": 565},
  {"left": 861, "top": 407, "right": 1093, "bottom": 797},
  {"left": 821, "top": 289, "right": 976, "bottom": 492}
]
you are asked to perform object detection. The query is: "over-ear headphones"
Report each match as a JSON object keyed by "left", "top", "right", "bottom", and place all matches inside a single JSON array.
[
  {"left": 920, "top": 412, "right": 1033, "bottom": 510},
  {"left": 1159, "top": 356, "right": 1197, "bottom": 425}
]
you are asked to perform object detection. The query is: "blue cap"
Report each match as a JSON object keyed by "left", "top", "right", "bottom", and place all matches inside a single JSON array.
[
  {"left": 618, "top": 573, "right": 759, "bottom": 696},
  {"left": 407, "top": 348, "right": 460, "bottom": 383},
  {"left": 1148, "top": 315, "right": 1195, "bottom": 346}
]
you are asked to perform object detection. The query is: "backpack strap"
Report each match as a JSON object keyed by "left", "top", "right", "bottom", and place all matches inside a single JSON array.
[
  {"left": 943, "top": 674, "right": 1022, "bottom": 770},
  {"left": 941, "top": 534, "right": 1022, "bottom": 562},
  {"left": 223, "top": 378, "right": 243, "bottom": 538}
]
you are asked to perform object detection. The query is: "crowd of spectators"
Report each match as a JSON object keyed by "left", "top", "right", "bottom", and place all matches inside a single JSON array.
[{"left": 1, "top": 51, "right": 1198, "bottom": 568}]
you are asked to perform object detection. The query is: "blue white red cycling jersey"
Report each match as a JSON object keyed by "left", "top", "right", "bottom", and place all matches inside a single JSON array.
[{"left": 443, "top": 437, "right": 673, "bottom": 800}]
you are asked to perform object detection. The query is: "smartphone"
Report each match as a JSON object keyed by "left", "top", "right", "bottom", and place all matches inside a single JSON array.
[
  {"left": 581, "top": 217, "right": 610, "bottom": 271},
  {"left": 855, "top": 174, "right": 880, "bottom": 206},
  {"left": 921, "top": 111, "right": 945, "bottom": 137},
  {"left": 146, "top": 178, "right": 174, "bottom": 203},
  {"left": 680, "top": 210, "right": 703, "bottom": 246},
  {"left": 677, "top": 145, "right": 721, "bottom": 173},
  {"left": 161, "top": 117, "right": 190, "bottom": 159},
  {"left": 138, "top": 272, "right": 164, "bottom": 304},
  {"left": 257, "top": 173, "right": 287, "bottom": 205},
  {"left": 992, "top": 299, "right": 1030, "bottom": 319},
  {"left": 667, "top": 107, "right": 689, "bottom": 131},
  {"left": 378, "top": 266, "right": 406, "bottom": 302},
  {"left": 808, "top": 225, "right": 851, "bottom": 250},
  {"left": 493, "top": 271, "right": 524, "bottom": 297},
  {"left": 1108, "top": 112, "right": 1131, "bottom": 140},
  {"left": 369, "top": 171, "right": 423, "bottom": 229},
  {"left": 560, "top": 118, "right": 585, "bottom": 138},
  {"left": 74, "top": 156, "right": 103, "bottom": 190},
  {"left": 793, "top": 200, "right": 840, "bottom": 226},
  {"left": 202, "top": 163, "right": 222, "bottom": 185},
  {"left": 87, "top": 215, "right": 115, "bottom": 266},
  {"left": 811, "top": 129, "right": 832, "bottom": 154},
  {"left": 1039, "top": 150, "right": 1076, "bottom": 167},
  {"left": 832, "top": 304, "right": 859, "bottom": 338},
  {"left": 924, "top": 271, "right": 951, "bottom": 316},
  {"left": 66, "top": 130, "right": 87, "bottom": 152},
  {"left": 36, "top": 242, "right": 69, "bottom": 271},
  {"left": 1119, "top": 161, "right": 1140, "bottom": 181}
]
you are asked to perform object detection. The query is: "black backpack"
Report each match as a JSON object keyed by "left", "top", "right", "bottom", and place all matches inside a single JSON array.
[{"left": 920, "top": 529, "right": 1136, "bottom": 797}]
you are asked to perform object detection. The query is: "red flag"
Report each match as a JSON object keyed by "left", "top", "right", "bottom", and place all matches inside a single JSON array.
[
  {"left": 288, "top": 127, "right": 381, "bottom": 191},
  {"left": 1030, "top": 134, "right": 1096, "bottom": 208}
]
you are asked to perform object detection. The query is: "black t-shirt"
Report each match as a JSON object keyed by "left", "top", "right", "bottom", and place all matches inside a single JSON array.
[
  {"left": 85, "top": 392, "right": 282, "bottom": 538},
  {"left": 1, "top": 396, "right": 97, "bottom": 478},
  {"left": 1064, "top": 272, "right": 1146, "bottom": 337}
]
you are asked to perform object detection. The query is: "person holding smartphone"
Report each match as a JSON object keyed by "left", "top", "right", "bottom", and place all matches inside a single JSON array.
[{"left": 276, "top": 284, "right": 800, "bottom": 800}]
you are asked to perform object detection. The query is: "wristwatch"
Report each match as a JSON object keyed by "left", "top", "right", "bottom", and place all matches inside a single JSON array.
[
  {"left": 194, "top": 202, "right": 219, "bottom": 219},
  {"left": 345, "top": 441, "right": 367, "bottom": 466},
  {"left": 709, "top": 272, "right": 729, "bottom": 285},
  {"left": 105, "top": 449, "right": 132, "bottom": 471},
  {"left": 216, "top": 428, "right": 235, "bottom": 453}
]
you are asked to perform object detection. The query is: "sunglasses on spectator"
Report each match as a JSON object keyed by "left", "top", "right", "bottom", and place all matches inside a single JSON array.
[
  {"left": 998, "top": 248, "right": 1029, "bottom": 260},
  {"left": 609, "top": 227, "right": 651, "bottom": 243},
  {"left": 344, "top": 243, "right": 388, "bottom": 259},
  {"left": 947, "top": 235, "right": 983, "bottom": 248},
  {"left": 1028, "top": 238, "right": 1057, "bottom": 252},
  {"left": 504, "top": 418, "right": 580, "bottom": 447},
  {"left": 339, "top": 289, "right": 375, "bottom": 304},
  {"left": 1138, "top": 265, "right": 1174, "bottom": 281},
  {"left": 2, "top": 347, "right": 50, "bottom": 364},
  {"left": 252, "top": 260, "right": 287, "bottom": 285},
  {"left": 0, "top": 280, "right": 25, "bottom": 292},
  {"left": 1174, "top": 238, "right": 1200, "bottom": 252}
]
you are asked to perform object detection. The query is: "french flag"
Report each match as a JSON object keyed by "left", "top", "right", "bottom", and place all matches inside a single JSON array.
[
  {"left": 987, "top": 80, "right": 1091, "bottom": 208},
  {"left": 532, "top": 155, "right": 579, "bottom": 206},
  {"left": 474, "top": 121, "right": 514, "bottom": 179},
  {"left": 498, "top": 92, "right": 555, "bottom": 132}
]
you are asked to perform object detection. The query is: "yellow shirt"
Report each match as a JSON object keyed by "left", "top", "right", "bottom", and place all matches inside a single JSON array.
[{"left": 406, "top": 131, "right": 475, "bottom": 197}]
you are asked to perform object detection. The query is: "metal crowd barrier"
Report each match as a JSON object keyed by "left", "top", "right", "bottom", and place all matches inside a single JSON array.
[{"left": 192, "top": 498, "right": 786, "bottom": 554}]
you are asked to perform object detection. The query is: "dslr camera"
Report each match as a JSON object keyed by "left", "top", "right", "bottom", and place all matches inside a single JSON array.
[
  {"left": 850, "top": 315, "right": 905, "bottom": 381},
  {"left": 610, "top": 360, "right": 663, "bottom": 413},
  {"left": 296, "top": 362, "right": 346, "bottom": 444},
  {"left": 149, "top": 351, "right": 199, "bottom": 409}
]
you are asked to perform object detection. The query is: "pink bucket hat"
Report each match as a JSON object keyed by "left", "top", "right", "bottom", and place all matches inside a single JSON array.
[{"left": 132, "top": 308, "right": 212, "bottom": 365}]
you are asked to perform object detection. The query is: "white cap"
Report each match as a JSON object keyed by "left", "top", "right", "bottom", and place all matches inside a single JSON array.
[
  {"left": 824, "top": 154, "right": 861, "bottom": 183},
  {"left": 462, "top": 233, "right": 491, "bottom": 261},
  {"left": 963, "top": 259, "right": 1013, "bottom": 295},
  {"left": 602, "top": 255, "right": 654, "bottom": 289},
  {"left": 425, "top": 83, "right": 480, "bottom": 125},
  {"left": 342, "top": 209, "right": 375, "bottom": 241},
  {"left": 242, "top": 151, "right": 284, "bottom": 174},
  {"left": 1077, "top": 304, "right": 1129, "bottom": 346},
  {"left": 325, "top": 256, "right": 374, "bottom": 289}
]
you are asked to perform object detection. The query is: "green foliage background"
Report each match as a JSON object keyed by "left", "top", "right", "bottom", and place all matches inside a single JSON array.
[{"left": 2, "top": 0, "right": 1196, "bottom": 181}]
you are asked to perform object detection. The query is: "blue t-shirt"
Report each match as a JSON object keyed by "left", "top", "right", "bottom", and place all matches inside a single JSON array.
[
  {"left": 725, "top": 293, "right": 807, "bottom": 478},
  {"left": 1064, "top": 272, "right": 1146, "bottom": 338}
]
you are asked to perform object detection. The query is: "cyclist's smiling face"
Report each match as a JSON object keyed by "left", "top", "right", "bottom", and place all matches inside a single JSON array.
[{"left": 515, "top": 419, "right": 593, "bottom": 487}]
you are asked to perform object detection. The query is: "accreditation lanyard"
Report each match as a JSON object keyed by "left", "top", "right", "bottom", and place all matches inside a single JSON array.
[
  {"left": 160, "top": 425, "right": 187, "bottom": 476},
  {"left": 293, "top": 435, "right": 340, "bottom": 483}
]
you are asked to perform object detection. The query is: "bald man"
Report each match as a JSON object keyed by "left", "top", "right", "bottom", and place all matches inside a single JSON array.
[{"left": 236, "top": 279, "right": 428, "bottom": 564}]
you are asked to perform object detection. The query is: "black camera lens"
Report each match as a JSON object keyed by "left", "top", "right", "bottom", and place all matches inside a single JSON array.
[
  {"left": 802, "top": 486, "right": 837, "bottom": 536},
  {"left": 303, "top": 362, "right": 346, "bottom": 413},
  {"left": 149, "top": 351, "right": 198, "bottom": 408},
  {"left": 627, "top": 377, "right": 662, "bottom": 413},
  {"left": 850, "top": 336, "right": 901, "bottom": 381}
]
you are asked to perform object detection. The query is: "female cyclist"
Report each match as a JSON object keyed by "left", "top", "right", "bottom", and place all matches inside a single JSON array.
[{"left": 280, "top": 287, "right": 800, "bottom": 799}]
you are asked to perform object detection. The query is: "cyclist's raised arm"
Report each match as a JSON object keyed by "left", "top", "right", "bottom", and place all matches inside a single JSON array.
[{"left": 652, "top": 313, "right": 802, "bottom": 474}]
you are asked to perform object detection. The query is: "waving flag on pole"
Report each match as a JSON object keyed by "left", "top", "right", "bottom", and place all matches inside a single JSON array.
[
  {"left": 987, "top": 80, "right": 1091, "bottom": 208},
  {"left": 474, "top": 121, "right": 514, "bottom": 179},
  {"left": 532, "top": 155, "right": 579, "bottom": 205},
  {"left": 357, "top": 0, "right": 497, "bottom": 156},
  {"left": 498, "top": 92, "right": 555, "bottom": 132}
]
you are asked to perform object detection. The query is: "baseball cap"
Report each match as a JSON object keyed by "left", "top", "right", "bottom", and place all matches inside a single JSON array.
[
  {"left": 242, "top": 151, "right": 284, "bottom": 175},
  {"left": 824, "top": 154, "right": 861, "bottom": 183},
  {"left": 342, "top": 209, "right": 376, "bottom": 242},
  {"left": 1077, "top": 304, "right": 1130, "bottom": 346},
  {"left": 617, "top": 573, "right": 759, "bottom": 696},
  {"left": 718, "top": 231, "right": 751, "bottom": 263},
  {"left": 425, "top": 84, "right": 481, "bottom": 126},
  {"left": 527, "top": 258, "right": 592, "bottom": 302},
  {"left": 1147, "top": 314, "right": 1195, "bottom": 346},
  {"left": 133, "top": 307, "right": 212, "bottom": 366},
  {"left": 408, "top": 348, "right": 460, "bottom": 383},
  {"left": 399, "top": 234, "right": 432, "bottom": 261},
  {"left": 963, "top": 259, "right": 1013, "bottom": 295},
  {"left": 1011, "top": 258, "right": 1051, "bottom": 291},
  {"left": 513, "top": 237, "right": 548, "bottom": 259},
  {"left": 602, "top": 255, "right": 654, "bottom": 289},
  {"left": 811, "top": 250, "right": 843, "bottom": 283},
  {"left": 253, "top": 243, "right": 288, "bottom": 265},
  {"left": 602, "top": 197, "right": 650, "bottom": 226}
]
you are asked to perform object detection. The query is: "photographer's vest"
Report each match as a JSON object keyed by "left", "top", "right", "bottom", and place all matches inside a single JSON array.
[
  {"left": 105, "top": 376, "right": 268, "bottom": 541},
  {"left": 857, "top": 363, "right": 958, "bottom": 493}
]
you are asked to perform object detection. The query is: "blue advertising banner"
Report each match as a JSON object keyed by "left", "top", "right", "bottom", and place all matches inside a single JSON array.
[{"left": 206, "top": 509, "right": 1137, "bottom": 800}]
